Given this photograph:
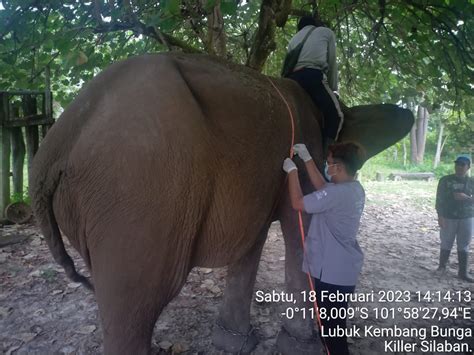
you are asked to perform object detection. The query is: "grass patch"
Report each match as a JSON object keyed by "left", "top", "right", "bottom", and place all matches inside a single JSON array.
[
  {"left": 360, "top": 152, "right": 452, "bottom": 182},
  {"left": 10, "top": 190, "right": 31, "bottom": 204},
  {"left": 362, "top": 180, "right": 437, "bottom": 207}
]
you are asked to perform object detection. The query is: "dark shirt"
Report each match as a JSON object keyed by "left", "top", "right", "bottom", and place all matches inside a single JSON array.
[{"left": 435, "top": 174, "right": 474, "bottom": 219}]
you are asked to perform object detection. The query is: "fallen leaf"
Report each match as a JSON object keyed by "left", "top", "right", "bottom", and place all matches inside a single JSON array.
[
  {"left": 0, "top": 252, "right": 8, "bottom": 263},
  {"left": 75, "top": 325, "right": 96, "bottom": 335},
  {"left": 23, "top": 253, "right": 36, "bottom": 260},
  {"left": 172, "top": 342, "right": 189, "bottom": 353},
  {"left": 155, "top": 323, "right": 169, "bottom": 331},
  {"left": 159, "top": 340, "right": 173, "bottom": 350},
  {"left": 14, "top": 332, "right": 36, "bottom": 342},
  {"left": 60, "top": 345, "right": 76, "bottom": 354},
  {"left": 28, "top": 270, "right": 42, "bottom": 277},
  {"left": 0, "top": 306, "right": 11, "bottom": 318},
  {"left": 209, "top": 285, "right": 221, "bottom": 294},
  {"left": 67, "top": 282, "right": 82, "bottom": 289},
  {"left": 5, "top": 345, "right": 22, "bottom": 355},
  {"left": 33, "top": 309, "right": 46, "bottom": 317},
  {"left": 30, "top": 238, "right": 42, "bottom": 247}
]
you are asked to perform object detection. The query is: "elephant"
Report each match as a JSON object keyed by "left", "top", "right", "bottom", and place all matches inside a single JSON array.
[{"left": 29, "top": 52, "right": 413, "bottom": 354}]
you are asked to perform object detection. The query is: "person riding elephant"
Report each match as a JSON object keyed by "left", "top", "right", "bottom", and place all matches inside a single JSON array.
[
  {"left": 29, "top": 53, "right": 414, "bottom": 354},
  {"left": 284, "top": 16, "right": 343, "bottom": 154}
]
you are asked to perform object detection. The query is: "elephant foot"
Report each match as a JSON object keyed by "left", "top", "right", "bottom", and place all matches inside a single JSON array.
[
  {"left": 276, "top": 326, "right": 323, "bottom": 355},
  {"left": 212, "top": 322, "right": 258, "bottom": 354}
]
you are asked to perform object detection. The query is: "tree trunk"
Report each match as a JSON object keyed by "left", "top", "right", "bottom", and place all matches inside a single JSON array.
[
  {"left": 246, "top": 0, "right": 291, "bottom": 71},
  {"left": 9, "top": 105, "right": 25, "bottom": 196},
  {"left": 407, "top": 99, "right": 418, "bottom": 164},
  {"left": 410, "top": 121, "right": 418, "bottom": 164},
  {"left": 22, "top": 96, "right": 39, "bottom": 173},
  {"left": 402, "top": 138, "right": 407, "bottom": 167},
  {"left": 416, "top": 105, "right": 429, "bottom": 164},
  {"left": 206, "top": 0, "right": 227, "bottom": 57},
  {"left": 433, "top": 121, "right": 444, "bottom": 168}
]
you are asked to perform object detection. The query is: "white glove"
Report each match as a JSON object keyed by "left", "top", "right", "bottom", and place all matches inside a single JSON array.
[
  {"left": 293, "top": 144, "right": 312, "bottom": 162},
  {"left": 283, "top": 158, "right": 297, "bottom": 173}
]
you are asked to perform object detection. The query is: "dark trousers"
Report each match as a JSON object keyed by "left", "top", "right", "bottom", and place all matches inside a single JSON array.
[
  {"left": 314, "top": 278, "right": 355, "bottom": 355},
  {"left": 288, "top": 68, "right": 343, "bottom": 141}
]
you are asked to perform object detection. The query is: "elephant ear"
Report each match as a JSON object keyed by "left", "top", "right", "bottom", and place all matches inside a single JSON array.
[{"left": 338, "top": 103, "right": 414, "bottom": 162}]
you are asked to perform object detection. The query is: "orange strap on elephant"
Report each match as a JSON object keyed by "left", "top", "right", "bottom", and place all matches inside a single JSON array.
[{"left": 266, "top": 77, "right": 330, "bottom": 355}]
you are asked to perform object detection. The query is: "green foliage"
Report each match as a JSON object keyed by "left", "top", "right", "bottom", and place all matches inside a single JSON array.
[
  {"left": 41, "top": 268, "right": 58, "bottom": 282},
  {"left": 0, "top": 0, "right": 472, "bottom": 140},
  {"left": 204, "top": 0, "right": 218, "bottom": 12},
  {"left": 10, "top": 190, "right": 30, "bottom": 204},
  {"left": 360, "top": 144, "right": 456, "bottom": 181},
  {"left": 163, "top": 0, "right": 181, "bottom": 16},
  {"left": 220, "top": 0, "right": 238, "bottom": 15}
]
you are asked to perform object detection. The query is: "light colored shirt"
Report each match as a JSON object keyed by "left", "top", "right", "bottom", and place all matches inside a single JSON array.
[
  {"left": 302, "top": 181, "right": 365, "bottom": 286},
  {"left": 287, "top": 25, "right": 338, "bottom": 91}
]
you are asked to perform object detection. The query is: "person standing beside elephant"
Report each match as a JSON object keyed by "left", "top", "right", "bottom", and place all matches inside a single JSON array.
[
  {"left": 435, "top": 156, "right": 473, "bottom": 283},
  {"left": 282, "top": 142, "right": 366, "bottom": 355},
  {"left": 284, "top": 16, "right": 344, "bottom": 152}
]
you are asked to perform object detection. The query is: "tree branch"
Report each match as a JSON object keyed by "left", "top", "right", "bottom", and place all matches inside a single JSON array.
[
  {"left": 288, "top": 8, "right": 311, "bottom": 18},
  {"left": 206, "top": 0, "right": 227, "bottom": 57},
  {"left": 0, "top": 1, "right": 36, "bottom": 40},
  {"left": 405, "top": 1, "right": 472, "bottom": 63},
  {"left": 90, "top": 19, "right": 201, "bottom": 53},
  {"left": 92, "top": 0, "right": 105, "bottom": 27},
  {"left": 367, "top": 0, "right": 386, "bottom": 58},
  {"left": 246, "top": 0, "right": 282, "bottom": 71},
  {"left": 275, "top": 0, "right": 293, "bottom": 27}
]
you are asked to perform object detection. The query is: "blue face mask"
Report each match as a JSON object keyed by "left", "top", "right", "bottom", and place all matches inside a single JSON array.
[
  {"left": 324, "top": 161, "right": 338, "bottom": 181},
  {"left": 324, "top": 162, "right": 332, "bottom": 181}
]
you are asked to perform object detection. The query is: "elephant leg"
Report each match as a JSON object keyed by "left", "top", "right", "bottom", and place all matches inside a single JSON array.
[
  {"left": 89, "top": 229, "right": 189, "bottom": 355},
  {"left": 276, "top": 209, "right": 323, "bottom": 355},
  {"left": 212, "top": 225, "right": 270, "bottom": 353}
]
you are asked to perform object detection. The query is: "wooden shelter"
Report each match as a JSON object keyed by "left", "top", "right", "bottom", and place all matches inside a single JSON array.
[{"left": 0, "top": 80, "right": 54, "bottom": 218}]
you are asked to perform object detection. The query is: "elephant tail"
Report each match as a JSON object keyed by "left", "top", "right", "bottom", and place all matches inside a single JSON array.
[{"left": 30, "top": 169, "right": 94, "bottom": 291}]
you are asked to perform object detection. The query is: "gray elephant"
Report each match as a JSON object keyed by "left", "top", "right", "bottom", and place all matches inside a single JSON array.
[{"left": 29, "top": 53, "right": 413, "bottom": 354}]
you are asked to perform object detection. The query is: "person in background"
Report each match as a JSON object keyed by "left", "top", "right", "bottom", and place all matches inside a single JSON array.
[
  {"left": 435, "top": 156, "right": 473, "bottom": 283},
  {"left": 282, "top": 142, "right": 365, "bottom": 355},
  {"left": 285, "top": 16, "right": 344, "bottom": 153}
]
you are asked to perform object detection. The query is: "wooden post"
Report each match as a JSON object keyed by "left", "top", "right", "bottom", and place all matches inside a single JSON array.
[
  {"left": 23, "top": 95, "right": 39, "bottom": 173},
  {"left": 45, "top": 66, "right": 52, "bottom": 120},
  {"left": 10, "top": 104, "right": 26, "bottom": 196},
  {"left": 0, "top": 93, "right": 11, "bottom": 217},
  {"left": 41, "top": 65, "right": 53, "bottom": 140},
  {"left": 41, "top": 125, "right": 48, "bottom": 140}
]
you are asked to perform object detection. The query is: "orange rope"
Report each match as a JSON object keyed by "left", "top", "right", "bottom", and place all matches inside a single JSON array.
[{"left": 267, "top": 77, "right": 330, "bottom": 355}]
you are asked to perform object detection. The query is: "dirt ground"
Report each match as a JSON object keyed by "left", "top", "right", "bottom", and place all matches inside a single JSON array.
[{"left": 0, "top": 181, "right": 473, "bottom": 354}]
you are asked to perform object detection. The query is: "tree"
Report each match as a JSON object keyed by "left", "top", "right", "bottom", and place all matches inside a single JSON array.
[
  {"left": 0, "top": 0, "right": 472, "bottom": 120},
  {"left": 433, "top": 118, "right": 448, "bottom": 168},
  {"left": 410, "top": 103, "right": 430, "bottom": 164}
]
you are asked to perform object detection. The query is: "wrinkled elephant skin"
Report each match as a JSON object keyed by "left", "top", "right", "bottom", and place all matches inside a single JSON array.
[{"left": 30, "top": 53, "right": 413, "bottom": 354}]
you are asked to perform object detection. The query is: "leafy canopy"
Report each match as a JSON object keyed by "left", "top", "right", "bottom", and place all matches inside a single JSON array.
[{"left": 0, "top": 0, "right": 472, "bottom": 115}]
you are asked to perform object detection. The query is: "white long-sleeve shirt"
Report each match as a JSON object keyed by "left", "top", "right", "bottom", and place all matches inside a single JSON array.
[{"left": 287, "top": 25, "right": 338, "bottom": 91}]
